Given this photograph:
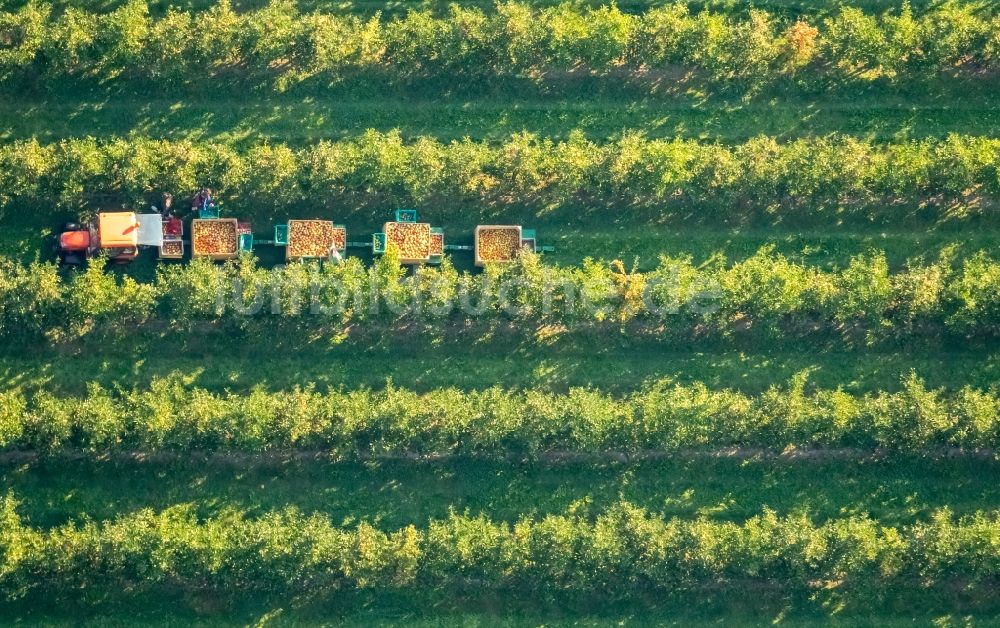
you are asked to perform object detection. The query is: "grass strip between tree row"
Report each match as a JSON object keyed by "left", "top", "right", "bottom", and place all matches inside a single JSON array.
[{"left": 7, "top": 454, "right": 1000, "bottom": 529}]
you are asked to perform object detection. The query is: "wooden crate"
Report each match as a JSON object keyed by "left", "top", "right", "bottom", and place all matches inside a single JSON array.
[
  {"left": 474, "top": 225, "right": 522, "bottom": 266},
  {"left": 383, "top": 221, "right": 432, "bottom": 265},
  {"left": 286, "top": 220, "right": 347, "bottom": 261},
  {"left": 191, "top": 218, "right": 240, "bottom": 260},
  {"left": 158, "top": 238, "right": 184, "bottom": 259}
]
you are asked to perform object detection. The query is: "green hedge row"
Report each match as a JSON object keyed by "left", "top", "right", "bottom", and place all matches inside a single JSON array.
[
  {"left": 2, "top": 134, "right": 1000, "bottom": 221},
  {"left": 3, "top": 373, "right": 999, "bottom": 453},
  {"left": 12, "top": 243, "right": 1000, "bottom": 336},
  {"left": 4, "top": 497, "right": 1000, "bottom": 601},
  {"left": 1, "top": 1, "right": 998, "bottom": 88},
  {"left": 4, "top": 247, "right": 1000, "bottom": 340}
]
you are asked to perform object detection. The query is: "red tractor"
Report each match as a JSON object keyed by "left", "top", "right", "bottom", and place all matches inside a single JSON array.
[{"left": 56, "top": 211, "right": 164, "bottom": 265}]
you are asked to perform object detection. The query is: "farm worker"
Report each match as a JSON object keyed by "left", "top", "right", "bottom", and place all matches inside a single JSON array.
[
  {"left": 191, "top": 188, "right": 213, "bottom": 212},
  {"left": 154, "top": 193, "right": 174, "bottom": 217},
  {"left": 328, "top": 243, "right": 343, "bottom": 264}
]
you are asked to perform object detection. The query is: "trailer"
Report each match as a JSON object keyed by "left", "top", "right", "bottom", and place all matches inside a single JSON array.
[
  {"left": 191, "top": 218, "right": 242, "bottom": 260},
  {"left": 372, "top": 210, "right": 443, "bottom": 266},
  {"left": 472, "top": 225, "right": 551, "bottom": 266},
  {"left": 274, "top": 220, "right": 347, "bottom": 261}
]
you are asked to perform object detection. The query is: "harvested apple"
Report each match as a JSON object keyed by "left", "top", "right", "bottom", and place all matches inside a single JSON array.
[
  {"left": 385, "top": 222, "right": 431, "bottom": 261},
  {"left": 477, "top": 227, "right": 521, "bottom": 263},
  {"left": 160, "top": 240, "right": 183, "bottom": 257},
  {"left": 192, "top": 220, "right": 238, "bottom": 256},
  {"left": 287, "top": 220, "right": 343, "bottom": 259}
]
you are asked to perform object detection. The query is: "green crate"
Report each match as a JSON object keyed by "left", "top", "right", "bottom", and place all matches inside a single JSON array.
[
  {"left": 199, "top": 206, "right": 220, "bottom": 219},
  {"left": 274, "top": 224, "right": 288, "bottom": 246},
  {"left": 395, "top": 209, "right": 417, "bottom": 223},
  {"left": 372, "top": 232, "right": 387, "bottom": 254},
  {"left": 239, "top": 233, "right": 253, "bottom": 251},
  {"left": 521, "top": 228, "right": 537, "bottom": 252}
]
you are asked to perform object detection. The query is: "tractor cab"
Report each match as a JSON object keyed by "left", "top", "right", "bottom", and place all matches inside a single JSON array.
[{"left": 57, "top": 212, "right": 163, "bottom": 265}]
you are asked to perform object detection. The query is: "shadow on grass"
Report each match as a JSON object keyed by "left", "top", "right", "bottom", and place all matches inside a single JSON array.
[
  {"left": 3, "top": 575, "right": 1000, "bottom": 625},
  {"left": 2, "top": 66, "right": 1000, "bottom": 145},
  {"left": 0, "top": 321, "right": 997, "bottom": 396},
  {"left": 6, "top": 454, "right": 1000, "bottom": 530}
]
